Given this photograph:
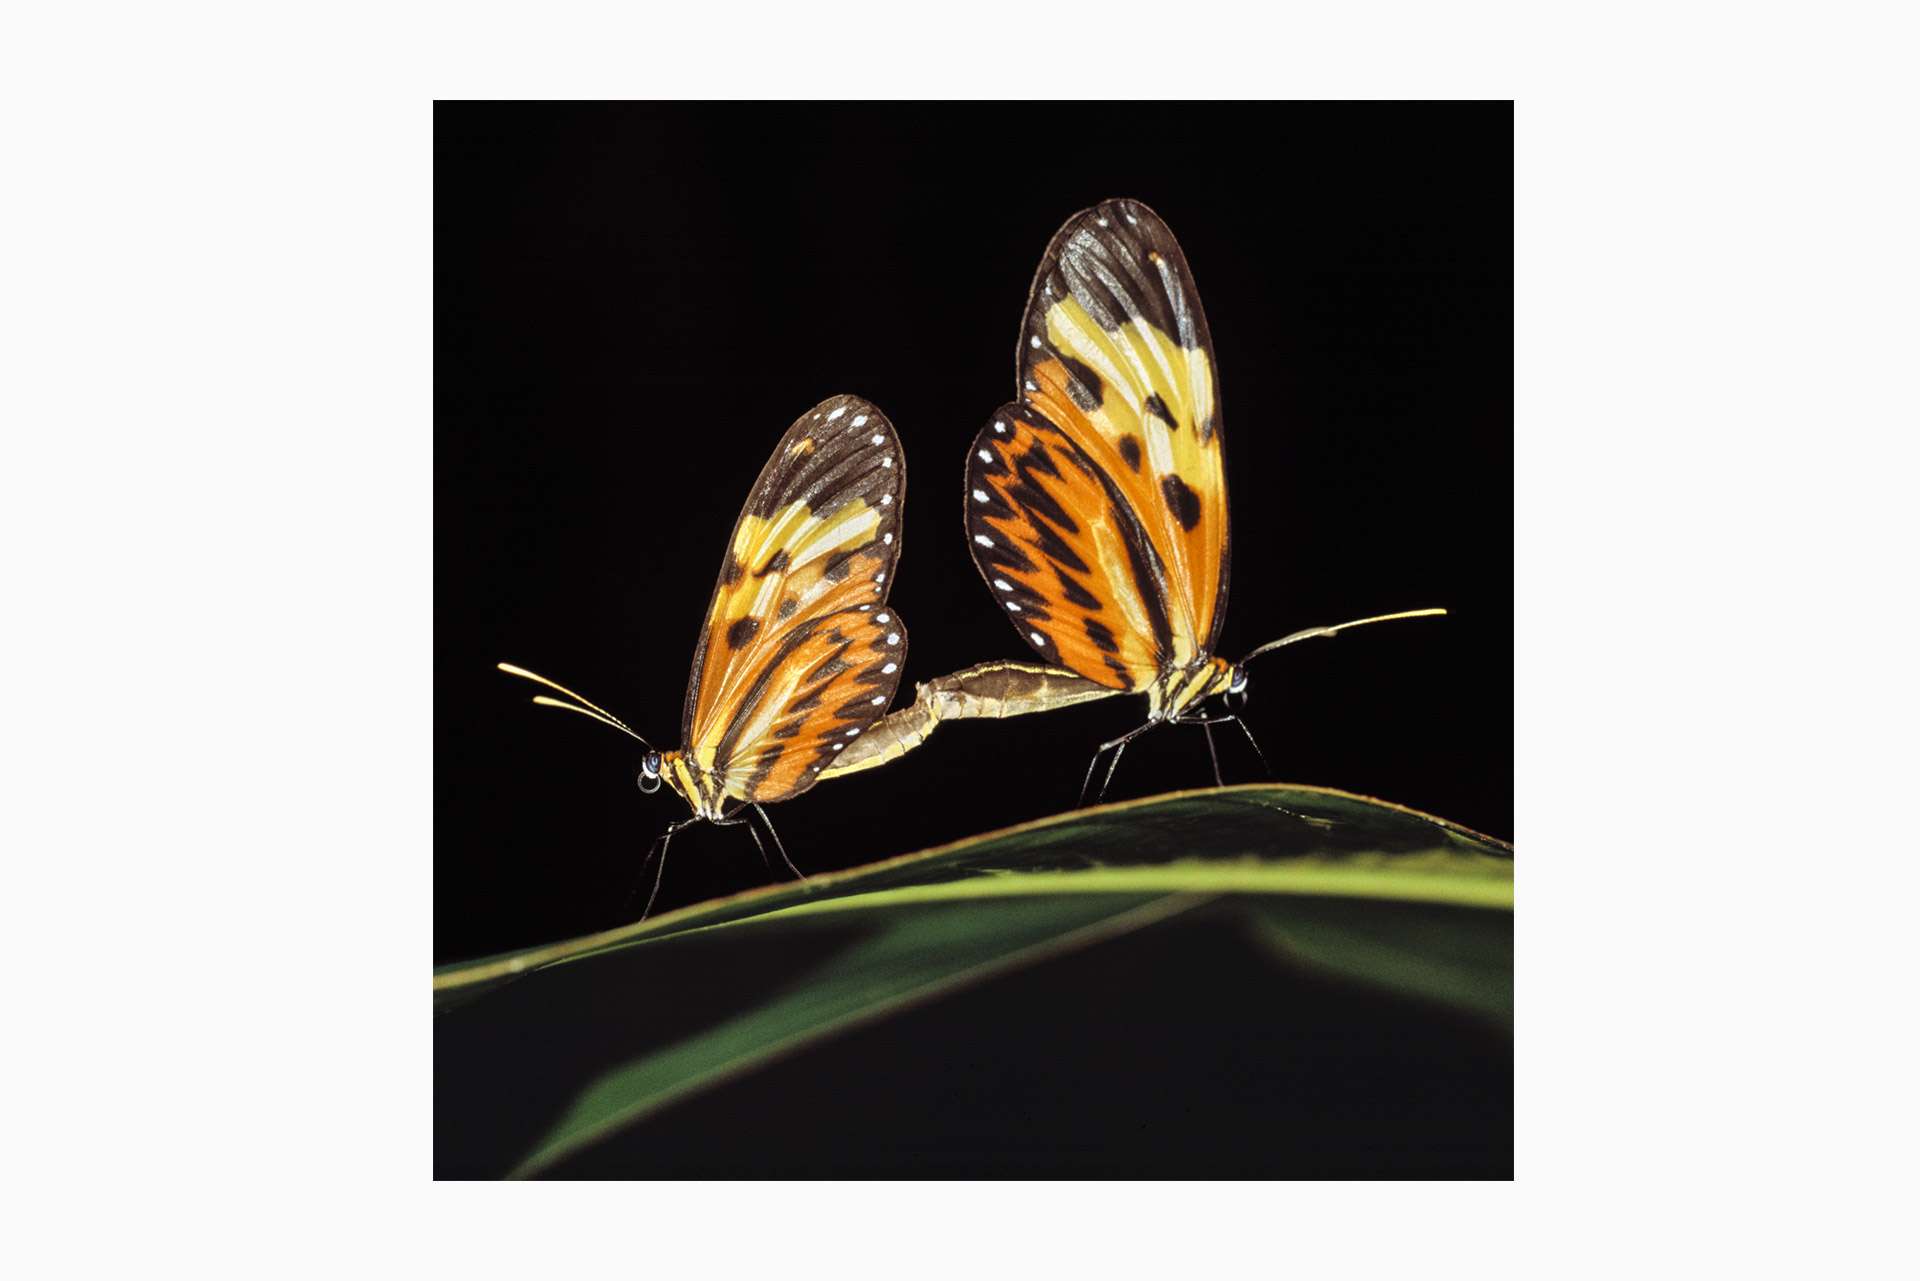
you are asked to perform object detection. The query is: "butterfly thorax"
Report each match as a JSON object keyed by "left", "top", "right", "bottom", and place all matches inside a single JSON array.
[
  {"left": 661, "top": 750, "right": 730, "bottom": 821},
  {"left": 1148, "top": 656, "right": 1235, "bottom": 722}
]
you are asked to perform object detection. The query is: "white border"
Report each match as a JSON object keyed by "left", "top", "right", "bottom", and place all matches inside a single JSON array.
[{"left": 7, "top": 0, "right": 1915, "bottom": 1273}]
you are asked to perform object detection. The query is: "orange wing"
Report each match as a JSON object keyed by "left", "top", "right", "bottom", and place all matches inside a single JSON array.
[
  {"left": 682, "top": 394, "right": 906, "bottom": 797},
  {"left": 964, "top": 405, "right": 1174, "bottom": 691},
  {"left": 714, "top": 605, "right": 909, "bottom": 802},
  {"left": 1016, "top": 198, "right": 1229, "bottom": 665}
]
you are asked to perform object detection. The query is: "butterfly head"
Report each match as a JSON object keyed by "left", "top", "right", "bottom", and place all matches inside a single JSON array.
[
  {"left": 636, "top": 750, "right": 664, "bottom": 794},
  {"left": 1224, "top": 663, "right": 1251, "bottom": 712}
]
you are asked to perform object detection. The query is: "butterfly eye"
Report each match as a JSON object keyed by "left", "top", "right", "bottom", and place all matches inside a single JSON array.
[
  {"left": 1225, "top": 666, "right": 1250, "bottom": 712},
  {"left": 637, "top": 751, "right": 663, "bottom": 794}
]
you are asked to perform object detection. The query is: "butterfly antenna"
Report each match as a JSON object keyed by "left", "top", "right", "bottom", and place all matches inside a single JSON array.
[
  {"left": 497, "top": 661, "right": 653, "bottom": 749},
  {"left": 1240, "top": 608, "right": 1449, "bottom": 666}
]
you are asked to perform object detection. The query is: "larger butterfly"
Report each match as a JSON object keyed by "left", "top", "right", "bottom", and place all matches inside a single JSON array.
[
  {"left": 499, "top": 393, "right": 909, "bottom": 918},
  {"left": 953, "top": 197, "right": 1443, "bottom": 800}
]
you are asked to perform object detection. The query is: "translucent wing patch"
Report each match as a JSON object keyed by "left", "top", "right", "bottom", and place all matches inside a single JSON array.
[
  {"left": 685, "top": 394, "right": 905, "bottom": 758},
  {"left": 712, "top": 606, "right": 909, "bottom": 804},
  {"left": 1017, "top": 197, "right": 1229, "bottom": 662},
  {"left": 966, "top": 405, "right": 1174, "bottom": 690}
]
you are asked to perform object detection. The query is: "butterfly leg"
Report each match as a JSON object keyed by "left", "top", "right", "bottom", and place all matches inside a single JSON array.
[
  {"left": 1172, "top": 712, "right": 1271, "bottom": 782},
  {"left": 1077, "top": 747, "right": 1105, "bottom": 807},
  {"left": 1201, "top": 720, "right": 1224, "bottom": 786},
  {"left": 1080, "top": 721, "right": 1160, "bottom": 806},
  {"left": 718, "top": 804, "right": 775, "bottom": 875},
  {"left": 629, "top": 815, "right": 700, "bottom": 922},
  {"left": 1096, "top": 726, "right": 1150, "bottom": 802},
  {"left": 1227, "top": 715, "right": 1272, "bottom": 777},
  {"left": 753, "top": 803, "right": 806, "bottom": 883},
  {"left": 1077, "top": 749, "right": 1102, "bottom": 807}
]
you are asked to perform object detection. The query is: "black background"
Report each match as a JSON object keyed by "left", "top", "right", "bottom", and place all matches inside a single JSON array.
[{"left": 438, "top": 103, "right": 1511, "bottom": 965}]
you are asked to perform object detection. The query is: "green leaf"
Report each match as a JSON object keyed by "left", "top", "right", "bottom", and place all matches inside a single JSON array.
[{"left": 435, "top": 784, "right": 1512, "bottom": 1178}]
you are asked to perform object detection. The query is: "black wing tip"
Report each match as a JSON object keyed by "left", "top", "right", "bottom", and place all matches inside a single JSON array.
[
  {"left": 1054, "top": 197, "right": 1176, "bottom": 245},
  {"left": 801, "top": 392, "right": 892, "bottom": 429},
  {"left": 1022, "top": 197, "right": 1207, "bottom": 358},
  {"left": 1089, "top": 194, "right": 1164, "bottom": 220}
]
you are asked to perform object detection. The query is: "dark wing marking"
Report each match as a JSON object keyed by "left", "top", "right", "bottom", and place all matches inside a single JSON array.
[
  {"left": 716, "top": 606, "right": 909, "bottom": 803},
  {"left": 684, "top": 394, "right": 905, "bottom": 757},
  {"left": 965, "top": 404, "right": 1172, "bottom": 690},
  {"left": 1017, "top": 198, "right": 1230, "bottom": 661}
]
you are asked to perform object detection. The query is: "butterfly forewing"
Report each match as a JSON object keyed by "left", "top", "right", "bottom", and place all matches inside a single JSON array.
[
  {"left": 1017, "top": 198, "right": 1229, "bottom": 663},
  {"left": 683, "top": 394, "right": 906, "bottom": 794},
  {"left": 965, "top": 406, "right": 1171, "bottom": 690}
]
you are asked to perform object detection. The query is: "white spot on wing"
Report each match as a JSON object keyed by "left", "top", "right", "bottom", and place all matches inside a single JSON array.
[
  {"left": 1007, "top": 602, "right": 1021, "bottom": 612},
  {"left": 882, "top": 532, "right": 893, "bottom": 544},
  {"left": 977, "top": 449, "right": 992, "bottom": 463},
  {"left": 880, "top": 494, "right": 892, "bottom": 506},
  {"left": 874, "top": 572, "right": 885, "bottom": 584},
  {"left": 993, "top": 421, "right": 1006, "bottom": 433},
  {"left": 852, "top": 414, "right": 868, "bottom": 427},
  {"left": 972, "top": 488, "right": 989, "bottom": 502},
  {"left": 846, "top": 727, "right": 861, "bottom": 738},
  {"left": 886, "top": 633, "right": 899, "bottom": 645},
  {"left": 826, "top": 406, "right": 847, "bottom": 421},
  {"left": 832, "top": 743, "right": 844, "bottom": 751},
  {"left": 876, "top": 612, "right": 890, "bottom": 623},
  {"left": 993, "top": 578, "right": 1012, "bottom": 591},
  {"left": 881, "top": 455, "right": 892, "bottom": 468},
  {"left": 1029, "top": 335, "right": 1041, "bottom": 348},
  {"left": 1097, "top": 217, "right": 1109, "bottom": 227},
  {"left": 1023, "top": 380, "right": 1037, "bottom": 392},
  {"left": 882, "top": 661, "right": 898, "bottom": 674},
  {"left": 1029, "top": 630, "right": 1047, "bottom": 646},
  {"left": 974, "top": 534, "right": 993, "bottom": 547},
  {"left": 871, "top": 695, "right": 885, "bottom": 705},
  {"left": 871, "top": 433, "right": 884, "bottom": 446}
]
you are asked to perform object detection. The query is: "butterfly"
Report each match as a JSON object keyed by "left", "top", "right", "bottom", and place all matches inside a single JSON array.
[
  {"left": 499, "top": 393, "right": 909, "bottom": 918},
  {"left": 957, "top": 197, "right": 1445, "bottom": 801}
]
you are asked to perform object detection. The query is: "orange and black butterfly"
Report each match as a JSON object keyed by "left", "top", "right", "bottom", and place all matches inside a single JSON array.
[
  {"left": 500, "top": 393, "right": 909, "bottom": 917},
  {"left": 962, "top": 198, "right": 1444, "bottom": 800}
]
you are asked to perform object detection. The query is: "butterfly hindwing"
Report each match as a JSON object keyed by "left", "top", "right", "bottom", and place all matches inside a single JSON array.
[
  {"left": 966, "top": 405, "right": 1172, "bottom": 690},
  {"left": 684, "top": 394, "right": 906, "bottom": 794},
  {"left": 717, "top": 605, "right": 909, "bottom": 803},
  {"left": 1017, "top": 198, "right": 1229, "bottom": 665}
]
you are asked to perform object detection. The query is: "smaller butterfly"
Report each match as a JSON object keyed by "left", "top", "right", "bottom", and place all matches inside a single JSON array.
[
  {"left": 500, "top": 394, "right": 910, "bottom": 919},
  {"left": 954, "top": 198, "right": 1446, "bottom": 801}
]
